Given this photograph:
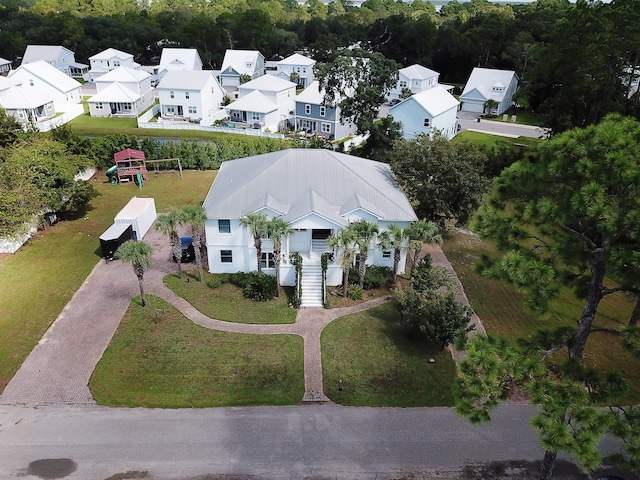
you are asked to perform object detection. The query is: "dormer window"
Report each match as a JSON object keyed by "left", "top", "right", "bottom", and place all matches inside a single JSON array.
[
  {"left": 185, "top": 91, "right": 190, "bottom": 99},
  {"left": 170, "top": 91, "right": 174, "bottom": 99}
]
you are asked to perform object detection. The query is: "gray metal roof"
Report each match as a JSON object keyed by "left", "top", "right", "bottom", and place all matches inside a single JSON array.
[{"left": 203, "top": 149, "right": 417, "bottom": 224}]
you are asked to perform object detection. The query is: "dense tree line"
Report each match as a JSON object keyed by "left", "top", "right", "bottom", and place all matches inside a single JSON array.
[{"left": 1, "top": 0, "right": 639, "bottom": 132}]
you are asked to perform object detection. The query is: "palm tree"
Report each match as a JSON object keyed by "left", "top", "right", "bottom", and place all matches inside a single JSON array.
[
  {"left": 155, "top": 209, "right": 183, "bottom": 279},
  {"left": 484, "top": 98, "right": 498, "bottom": 115},
  {"left": 115, "top": 240, "right": 153, "bottom": 307},
  {"left": 239, "top": 212, "right": 268, "bottom": 273},
  {"left": 407, "top": 219, "right": 442, "bottom": 278},
  {"left": 266, "top": 217, "right": 294, "bottom": 297},
  {"left": 328, "top": 228, "right": 357, "bottom": 298},
  {"left": 350, "top": 219, "right": 379, "bottom": 289},
  {"left": 180, "top": 204, "right": 207, "bottom": 283},
  {"left": 379, "top": 224, "right": 411, "bottom": 284}
]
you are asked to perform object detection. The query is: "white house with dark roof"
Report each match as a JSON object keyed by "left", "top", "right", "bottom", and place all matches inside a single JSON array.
[
  {"left": 8, "top": 60, "right": 82, "bottom": 109},
  {"left": 294, "top": 80, "right": 356, "bottom": 140},
  {"left": 274, "top": 53, "right": 316, "bottom": 88},
  {"left": 21, "top": 45, "right": 88, "bottom": 79},
  {"left": 88, "top": 48, "right": 139, "bottom": 81},
  {"left": 389, "top": 85, "right": 460, "bottom": 140},
  {"left": 460, "top": 67, "right": 518, "bottom": 115},
  {"left": 226, "top": 75, "right": 296, "bottom": 131},
  {"left": 156, "top": 70, "right": 225, "bottom": 122},
  {"left": 203, "top": 149, "right": 417, "bottom": 306},
  {"left": 219, "top": 49, "right": 265, "bottom": 87},
  {"left": 88, "top": 66, "right": 153, "bottom": 117}
]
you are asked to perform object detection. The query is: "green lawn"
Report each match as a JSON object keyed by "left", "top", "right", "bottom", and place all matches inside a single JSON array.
[
  {"left": 452, "top": 130, "right": 542, "bottom": 150},
  {"left": 321, "top": 302, "right": 457, "bottom": 406},
  {"left": 90, "top": 296, "right": 304, "bottom": 407},
  {"left": 441, "top": 228, "right": 640, "bottom": 403},
  {"left": 0, "top": 170, "right": 216, "bottom": 392},
  {"left": 164, "top": 271, "right": 298, "bottom": 324}
]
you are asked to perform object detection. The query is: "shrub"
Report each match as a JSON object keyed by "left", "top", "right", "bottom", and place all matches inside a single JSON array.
[
  {"left": 243, "top": 272, "right": 277, "bottom": 301},
  {"left": 348, "top": 265, "right": 393, "bottom": 289},
  {"left": 206, "top": 274, "right": 230, "bottom": 289},
  {"left": 230, "top": 271, "right": 249, "bottom": 287},
  {"left": 348, "top": 284, "right": 363, "bottom": 300}
]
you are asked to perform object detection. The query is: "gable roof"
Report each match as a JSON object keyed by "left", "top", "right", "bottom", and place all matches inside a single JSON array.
[
  {"left": 0, "top": 84, "right": 53, "bottom": 109},
  {"left": 159, "top": 48, "right": 202, "bottom": 70},
  {"left": 8, "top": 61, "right": 81, "bottom": 93},
  {"left": 239, "top": 74, "right": 296, "bottom": 92},
  {"left": 390, "top": 85, "right": 459, "bottom": 117},
  {"left": 95, "top": 66, "right": 149, "bottom": 83},
  {"left": 278, "top": 53, "right": 315, "bottom": 67},
  {"left": 0, "top": 57, "right": 11, "bottom": 67},
  {"left": 220, "top": 49, "right": 264, "bottom": 75},
  {"left": 88, "top": 82, "right": 140, "bottom": 102},
  {"left": 461, "top": 67, "right": 517, "bottom": 101},
  {"left": 90, "top": 48, "right": 134, "bottom": 61},
  {"left": 399, "top": 64, "right": 439, "bottom": 81},
  {"left": 157, "top": 70, "right": 218, "bottom": 90},
  {"left": 22, "top": 45, "right": 73, "bottom": 64},
  {"left": 227, "top": 90, "right": 277, "bottom": 114},
  {"left": 202, "top": 149, "right": 417, "bottom": 223}
]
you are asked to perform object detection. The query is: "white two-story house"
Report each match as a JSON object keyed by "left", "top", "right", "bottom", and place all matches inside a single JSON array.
[
  {"left": 219, "top": 50, "right": 265, "bottom": 87},
  {"left": 460, "top": 67, "right": 519, "bottom": 115},
  {"left": 389, "top": 64, "right": 444, "bottom": 101},
  {"left": 88, "top": 48, "right": 140, "bottom": 81},
  {"left": 21, "top": 45, "right": 88, "bottom": 79},
  {"left": 274, "top": 53, "right": 316, "bottom": 88},
  {"left": 8, "top": 60, "right": 82, "bottom": 110},
  {"left": 226, "top": 75, "right": 296, "bottom": 131},
  {"left": 156, "top": 70, "right": 225, "bottom": 122},
  {"left": 87, "top": 66, "right": 153, "bottom": 117}
]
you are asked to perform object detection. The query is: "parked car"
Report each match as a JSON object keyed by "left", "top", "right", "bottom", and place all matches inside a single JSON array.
[{"left": 173, "top": 236, "right": 195, "bottom": 263}]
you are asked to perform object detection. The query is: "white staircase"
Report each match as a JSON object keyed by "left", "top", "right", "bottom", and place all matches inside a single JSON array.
[{"left": 300, "top": 239, "right": 330, "bottom": 307}]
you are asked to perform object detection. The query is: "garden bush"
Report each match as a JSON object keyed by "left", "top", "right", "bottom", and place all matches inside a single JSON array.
[
  {"left": 348, "top": 284, "right": 363, "bottom": 300},
  {"left": 243, "top": 272, "right": 278, "bottom": 301},
  {"left": 348, "top": 265, "right": 393, "bottom": 289}
]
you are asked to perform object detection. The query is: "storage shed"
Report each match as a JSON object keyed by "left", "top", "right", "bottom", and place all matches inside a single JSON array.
[
  {"left": 99, "top": 223, "right": 133, "bottom": 260},
  {"left": 114, "top": 197, "right": 157, "bottom": 240}
]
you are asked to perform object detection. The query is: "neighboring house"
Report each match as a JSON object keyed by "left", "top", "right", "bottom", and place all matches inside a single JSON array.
[
  {"left": 87, "top": 66, "right": 153, "bottom": 117},
  {"left": 226, "top": 75, "right": 296, "bottom": 131},
  {"left": 0, "top": 76, "right": 56, "bottom": 123},
  {"left": 8, "top": 60, "right": 82, "bottom": 110},
  {"left": 158, "top": 48, "right": 203, "bottom": 77},
  {"left": 88, "top": 48, "right": 140, "bottom": 81},
  {"left": 0, "top": 57, "right": 12, "bottom": 75},
  {"left": 21, "top": 45, "right": 88, "bottom": 79},
  {"left": 274, "top": 53, "right": 316, "bottom": 88},
  {"left": 156, "top": 70, "right": 225, "bottom": 122},
  {"left": 294, "top": 80, "right": 356, "bottom": 140},
  {"left": 219, "top": 49, "right": 265, "bottom": 87},
  {"left": 202, "top": 149, "right": 417, "bottom": 306},
  {"left": 460, "top": 67, "right": 518, "bottom": 115},
  {"left": 389, "top": 85, "right": 460, "bottom": 140},
  {"left": 389, "top": 64, "right": 442, "bottom": 100}
]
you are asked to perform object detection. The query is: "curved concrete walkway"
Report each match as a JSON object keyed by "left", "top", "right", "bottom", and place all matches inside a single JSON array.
[{"left": 0, "top": 225, "right": 482, "bottom": 406}]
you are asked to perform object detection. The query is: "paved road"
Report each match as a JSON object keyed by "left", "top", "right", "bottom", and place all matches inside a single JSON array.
[
  {"left": 0, "top": 403, "right": 544, "bottom": 479},
  {"left": 457, "top": 111, "right": 547, "bottom": 139}
]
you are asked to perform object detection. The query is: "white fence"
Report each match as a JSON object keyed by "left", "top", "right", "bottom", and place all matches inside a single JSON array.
[
  {"left": 35, "top": 104, "right": 85, "bottom": 132},
  {"left": 137, "top": 120, "right": 285, "bottom": 139}
]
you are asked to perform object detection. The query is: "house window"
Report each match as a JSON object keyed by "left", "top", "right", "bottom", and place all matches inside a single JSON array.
[
  {"left": 185, "top": 91, "right": 190, "bottom": 99},
  {"left": 170, "top": 91, "right": 174, "bottom": 98},
  {"left": 188, "top": 106, "right": 197, "bottom": 114},
  {"left": 114, "top": 60, "right": 120, "bottom": 67},
  {"left": 305, "top": 104, "right": 311, "bottom": 115},
  {"left": 29, "top": 79, "right": 34, "bottom": 86},
  {"left": 423, "top": 118, "right": 430, "bottom": 127},
  {"left": 166, "top": 106, "right": 175, "bottom": 114},
  {"left": 220, "top": 250, "right": 233, "bottom": 263},
  {"left": 321, "top": 122, "right": 331, "bottom": 134},
  {"left": 95, "top": 102, "right": 103, "bottom": 110},
  {"left": 260, "top": 253, "right": 275, "bottom": 269},
  {"left": 218, "top": 219, "right": 231, "bottom": 233},
  {"left": 302, "top": 68, "right": 306, "bottom": 73},
  {"left": 382, "top": 250, "right": 392, "bottom": 259},
  {"left": 251, "top": 112, "right": 260, "bottom": 121},
  {"left": 399, "top": 80, "right": 407, "bottom": 88},
  {"left": 123, "top": 103, "right": 132, "bottom": 110},
  {"left": 320, "top": 106, "right": 326, "bottom": 117}
]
